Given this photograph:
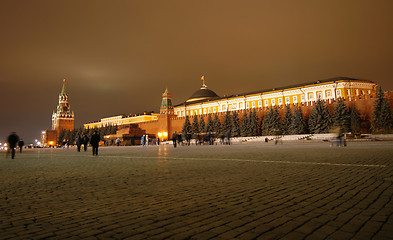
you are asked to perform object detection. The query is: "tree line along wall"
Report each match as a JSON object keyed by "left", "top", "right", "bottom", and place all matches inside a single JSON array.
[
  {"left": 166, "top": 92, "right": 393, "bottom": 135},
  {"left": 122, "top": 91, "right": 392, "bottom": 138}
]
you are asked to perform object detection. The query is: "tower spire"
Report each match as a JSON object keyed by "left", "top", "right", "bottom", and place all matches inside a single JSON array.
[
  {"left": 61, "top": 78, "right": 67, "bottom": 96},
  {"left": 201, "top": 75, "right": 207, "bottom": 89},
  {"left": 160, "top": 88, "right": 174, "bottom": 114}
]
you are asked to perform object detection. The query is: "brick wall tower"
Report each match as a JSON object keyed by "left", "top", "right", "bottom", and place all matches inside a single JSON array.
[
  {"left": 52, "top": 79, "right": 74, "bottom": 134},
  {"left": 157, "top": 88, "right": 176, "bottom": 140}
]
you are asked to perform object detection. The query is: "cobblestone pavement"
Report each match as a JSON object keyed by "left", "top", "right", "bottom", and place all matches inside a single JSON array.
[{"left": 1, "top": 141, "right": 393, "bottom": 240}]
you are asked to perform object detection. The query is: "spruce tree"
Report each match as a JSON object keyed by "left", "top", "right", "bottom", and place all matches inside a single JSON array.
[
  {"left": 206, "top": 114, "right": 214, "bottom": 133},
  {"left": 192, "top": 115, "right": 200, "bottom": 133},
  {"left": 199, "top": 116, "right": 206, "bottom": 133},
  {"left": 350, "top": 104, "right": 361, "bottom": 135},
  {"left": 297, "top": 107, "right": 307, "bottom": 134},
  {"left": 372, "top": 86, "right": 393, "bottom": 132},
  {"left": 249, "top": 109, "right": 260, "bottom": 136},
  {"left": 213, "top": 113, "right": 222, "bottom": 134},
  {"left": 57, "top": 129, "right": 66, "bottom": 144},
  {"left": 182, "top": 115, "right": 192, "bottom": 134},
  {"left": 222, "top": 111, "right": 232, "bottom": 135},
  {"left": 240, "top": 111, "right": 250, "bottom": 137},
  {"left": 282, "top": 105, "right": 292, "bottom": 135},
  {"left": 332, "top": 98, "right": 351, "bottom": 133},
  {"left": 231, "top": 111, "right": 241, "bottom": 137},
  {"left": 261, "top": 107, "right": 282, "bottom": 135},
  {"left": 308, "top": 99, "right": 331, "bottom": 134},
  {"left": 289, "top": 107, "right": 306, "bottom": 135},
  {"left": 64, "top": 130, "right": 72, "bottom": 142}
]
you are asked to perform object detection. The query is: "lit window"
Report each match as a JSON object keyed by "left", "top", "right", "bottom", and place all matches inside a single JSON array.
[
  {"left": 355, "top": 89, "right": 359, "bottom": 96},
  {"left": 337, "top": 90, "right": 342, "bottom": 97},
  {"left": 222, "top": 105, "right": 227, "bottom": 111},
  {"left": 213, "top": 107, "right": 216, "bottom": 113},
  {"left": 317, "top": 92, "right": 322, "bottom": 99},
  {"left": 265, "top": 99, "right": 269, "bottom": 106},
  {"left": 195, "top": 110, "right": 198, "bottom": 115},
  {"left": 327, "top": 91, "right": 332, "bottom": 98},
  {"left": 271, "top": 99, "right": 276, "bottom": 106},
  {"left": 301, "top": 95, "right": 305, "bottom": 102},
  {"left": 362, "top": 90, "right": 365, "bottom": 95},
  {"left": 347, "top": 89, "right": 351, "bottom": 96},
  {"left": 246, "top": 102, "right": 249, "bottom": 108},
  {"left": 278, "top": 98, "right": 283, "bottom": 105},
  {"left": 285, "top": 97, "right": 290, "bottom": 104},
  {"left": 234, "top": 103, "right": 238, "bottom": 109},
  {"left": 252, "top": 101, "right": 255, "bottom": 108},
  {"left": 203, "top": 109, "right": 207, "bottom": 114},
  {"left": 293, "top": 96, "right": 298, "bottom": 103},
  {"left": 258, "top": 100, "right": 262, "bottom": 107},
  {"left": 309, "top": 93, "right": 314, "bottom": 100},
  {"left": 240, "top": 102, "right": 244, "bottom": 109},
  {"left": 368, "top": 90, "right": 371, "bottom": 94},
  {"left": 199, "top": 109, "right": 202, "bottom": 114}
]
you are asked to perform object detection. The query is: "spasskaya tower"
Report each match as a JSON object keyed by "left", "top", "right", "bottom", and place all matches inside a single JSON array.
[{"left": 52, "top": 79, "right": 74, "bottom": 133}]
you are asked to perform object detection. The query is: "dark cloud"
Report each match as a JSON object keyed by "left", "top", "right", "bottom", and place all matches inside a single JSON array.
[{"left": 1, "top": 0, "right": 393, "bottom": 143}]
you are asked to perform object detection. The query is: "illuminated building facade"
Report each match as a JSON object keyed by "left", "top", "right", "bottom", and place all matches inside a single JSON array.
[
  {"left": 174, "top": 77, "right": 377, "bottom": 117},
  {"left": 84, "top": 114, "right": 159, "bottom": 129},
  {"left": 82, "top": 76, "right": 385, "bottom": 144}
]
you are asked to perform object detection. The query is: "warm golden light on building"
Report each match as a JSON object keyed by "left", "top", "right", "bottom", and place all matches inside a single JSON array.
[{"left": 157, "top": 131, "right": 168, "bottom": 141}]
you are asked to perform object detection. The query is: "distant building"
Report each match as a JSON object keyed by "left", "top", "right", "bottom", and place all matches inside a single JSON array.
[
  {"left": 41, "top": 79, "right": 74, "bottom": 146},
  {"left": 95, "top": 88, "right": 176, "bottom": 144},
  {"left": 84, "top": 114, "right": 159, "bottom": 129},
  {"left": 174, "top": 76, "right": 377, "bottom": 117}
]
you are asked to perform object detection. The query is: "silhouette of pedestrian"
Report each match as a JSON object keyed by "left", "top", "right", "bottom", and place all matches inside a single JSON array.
[
  {"left": 18, "top": 139, "right": 24, "bottom": 153},
  {"left": 90, "top": 131, "right": 100, "bottom": 156},
  {"left": 172, "top": 131, "right": 178, "bottom": 148},
  {"left": 83, "top": 135, "right": 89, "bottom": 151},
  {"left": 75, "top": 135, "right": 82, "bottom": 152},
  {"left": 7, "top": 132, "right": 19, "bottom": 159},
  {"left": 141, "top": 135, "right": 145, "bottom": 146}
]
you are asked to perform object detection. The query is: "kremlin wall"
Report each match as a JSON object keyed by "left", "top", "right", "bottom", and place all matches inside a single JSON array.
[
  {"left": 41, "top": 76, "right": 392, "bottom": 146},
  {"left": 84, "top": 76, "right": 392, "bottom": 144}
]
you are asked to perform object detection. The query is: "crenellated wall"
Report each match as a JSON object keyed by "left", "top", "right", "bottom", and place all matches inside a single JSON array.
[{"left": 118, "top": 92, "right": 393, "bottom": 138}]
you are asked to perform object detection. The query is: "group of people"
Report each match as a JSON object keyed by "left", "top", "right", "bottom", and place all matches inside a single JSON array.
[
  {"left": 171, "top": 132, "right": 230, "bottom": 147},
  {"left": 6, "top": 132, "right": 24, "bottom": 159},
  {"left": 75, "top": 131, "right": 101, "bottom": 155}
]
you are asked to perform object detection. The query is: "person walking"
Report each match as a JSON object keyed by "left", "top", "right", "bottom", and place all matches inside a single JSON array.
[
  {"left": 115, "top": 138, "right": 121, "bottom": 146},
  {"left": 75, "top": 135, "right": 82, "bottom": 152},
  {"left": 83, "top": 135, "right": 89, "bottom": 151},
  {"left": 90, "top": 131, "right": 100, "bottom": 156},
  {"left": 172, "top": 131, "right": 178, "bottom": 148},
  {"left": 7, "top": 132, "right": 19, "bottom": 159},
  {"left": 18, "top": 138, "right": 24, "bottom": 153}
]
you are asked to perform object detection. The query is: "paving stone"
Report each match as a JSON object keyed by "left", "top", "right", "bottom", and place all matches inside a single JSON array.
[{"left": 0, "top": 142, "right": 392, "bottom": 239}]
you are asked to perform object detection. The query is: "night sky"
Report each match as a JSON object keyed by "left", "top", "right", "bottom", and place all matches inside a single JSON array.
[{"left": 1, "top": 0, "right": 393, "bottom": 143}]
